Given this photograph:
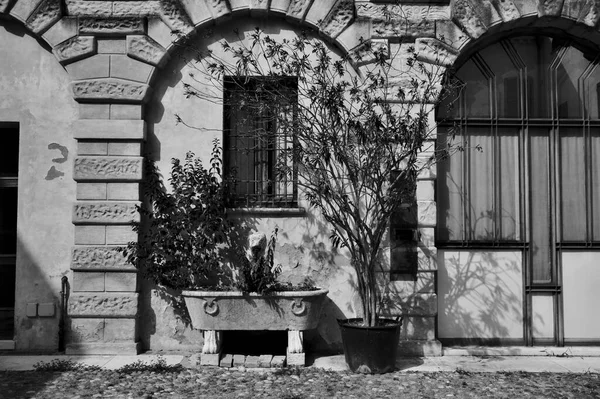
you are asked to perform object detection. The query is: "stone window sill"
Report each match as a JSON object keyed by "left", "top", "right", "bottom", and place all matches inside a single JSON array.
[{"left": 226, "top": 207, "right": 306, "bottom": 217}]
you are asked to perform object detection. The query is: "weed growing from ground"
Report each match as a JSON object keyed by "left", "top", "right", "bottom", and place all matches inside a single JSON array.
[
  {"left": 33, "top": 359, "right": 101, "bottom": 372},
  {"left": 116, "top": 355, "right": 183, "bottom": 373}
]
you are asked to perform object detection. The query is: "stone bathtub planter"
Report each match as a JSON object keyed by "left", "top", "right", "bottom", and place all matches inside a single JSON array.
[{"left": 182, "top": 288, "right": 328, "bottom": 366}]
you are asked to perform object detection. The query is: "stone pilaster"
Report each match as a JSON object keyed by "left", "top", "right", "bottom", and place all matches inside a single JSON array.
[
  {"left": 67, "top": 117, "right": 146, "bottom": 355},
  {"left": 64, "top": 13, "right": 154, "bottom": 353}
]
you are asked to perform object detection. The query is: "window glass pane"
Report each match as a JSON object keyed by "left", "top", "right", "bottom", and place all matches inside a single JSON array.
[
  {"left": 0, "top": 127, "right": 18, "bottom": 176},
  {"left": 529, "top": 128, "right": 552, "bottom": 283},
  {"left": 455, "top": 58, "right": 491, "bottom": 118},
  {"left": 0, "top": 187, "right": 17, "bottom": 254},
  {"left": 556, "top": 46, "right": 586, "bottom": 119},
  {"left": 511, "top": 37, "right": 554, "bottom": 118},
  {"left": 560, "top": 128, "right": 586, "bottom": 241},
  {"left": 592, "top": 129, "right": 600, "bottom": 240},
  {"left": 479, "top": 42, "right": 521, "bottom": 118},
  {"left": 437, "top": 128, "right": 464, "bottom": 241},
  {"left": 468, "top": 130, "right": 494, "bottom": 240},
  {"left": 0, "top": 262, "right": 15, "bottom": 308},
  {"left": 585, "top": 64, "right": 600, "bottom": 119},
  {"left": 498, "top": 128, "right": 520, "bottom": 240}
]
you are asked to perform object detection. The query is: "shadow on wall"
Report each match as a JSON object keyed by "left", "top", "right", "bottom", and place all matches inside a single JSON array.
[{"left": 437, "top": 250, "right": 524, "bottom": 344}]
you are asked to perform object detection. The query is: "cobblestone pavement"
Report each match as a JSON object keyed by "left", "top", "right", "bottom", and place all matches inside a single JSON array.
[{"left": 1, "top": 366, "right": 599, "bottom": 399}]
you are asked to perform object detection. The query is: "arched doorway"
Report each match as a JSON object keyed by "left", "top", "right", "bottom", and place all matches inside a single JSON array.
[{"left": 437, "top": 34, "right": 600, "bottom": 346}]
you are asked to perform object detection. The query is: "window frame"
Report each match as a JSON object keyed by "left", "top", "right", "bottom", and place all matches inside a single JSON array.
[{"left": 223, "top": 76, "right": 299, "bottom": 209}]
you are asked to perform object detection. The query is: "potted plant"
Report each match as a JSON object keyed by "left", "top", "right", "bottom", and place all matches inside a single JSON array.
[
  {"left": 120, "top": 140, "right": 328, "bottom": 364},
  {"left": 178, "top": 28, "right": 454, "bottom": 373}
]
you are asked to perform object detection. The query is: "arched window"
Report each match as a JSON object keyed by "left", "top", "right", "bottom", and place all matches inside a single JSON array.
[{"left": 437, "top": 35, "right": 600, "bottom": 344}]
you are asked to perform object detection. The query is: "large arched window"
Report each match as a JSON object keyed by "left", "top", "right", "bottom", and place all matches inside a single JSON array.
[{"left": 437, "top": 35, "right": 600, "bottom": 345}]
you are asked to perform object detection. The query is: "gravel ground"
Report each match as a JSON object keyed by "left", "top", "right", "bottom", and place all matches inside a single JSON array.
[{"left": 1, "top": 366, "right": 600, "bottom": 399}]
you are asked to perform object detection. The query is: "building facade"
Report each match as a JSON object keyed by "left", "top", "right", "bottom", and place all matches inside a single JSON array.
[{"left": 1, "top": 0, "right": 599, "bottom": 356}]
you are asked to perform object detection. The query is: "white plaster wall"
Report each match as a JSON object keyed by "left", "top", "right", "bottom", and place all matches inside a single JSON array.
[
  {"left": 437, "top": 250, "right": 524, "bottom": 340},
  {"left": 0, "top": 21, "right": 78, "bottom": 350},
  {"left": 145, "top": 17, "right": 361, "bottom": 352},
  {"left": 563, "top": 251, "right": 600, "bottom": 341}
]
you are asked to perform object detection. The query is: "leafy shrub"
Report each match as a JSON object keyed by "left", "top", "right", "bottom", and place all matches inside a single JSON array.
[{"left": 120, "top": 139, "right": 232, "bottom": 290}]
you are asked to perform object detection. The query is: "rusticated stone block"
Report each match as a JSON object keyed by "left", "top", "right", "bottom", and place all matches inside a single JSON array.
[
  {"left": 574, "top": 0, "right": 600, "bottom": 27},
  {"left": 287, "top": 0, "right": 312, "bottom": 21},
  {"left": 435, "top": 20, "right": 469, "bottom": 50},
  {"left": 127, "top": 35, "right": 166, "bottom": 66},
  {"left": 0, "top": 0, "right": 12, "bottom": 13},
  {"left": 232, "top": 354, "right": 245, "bottom": 367},
  {"left": 271, "top": 0, "right": 290, "bottom": 14},
  {"left": 112, "top": 0, "right": 159, "bottom": 16},
  {"left": 305, "top": 0, "right": 337, "bottom": 27},
  {"left": 26, "top": 0, "right": 61, "bottom": 34},
  {"left": 69, "top": 318, "right": 105, "bottom": 343},
  {"left": 66, "top": 0, "right": 113, "bottom": 17},
  {"left": 73, "top": 201, "right": 140, "bottom": 224},
  {"left": 73, "top": 156, "right": 143, "bottom": 181},
  {"left": 356, "top": 3, "right": 450, "bottom": 20},
  {"left": 71, "top": 245, "right": 134, "bottom": 271},
  {"left": 104, "top": 318, "right": 136, "bottom": 342},
  {"left": 452, "top": 0, "right": 487, "bottom": 39},
  {"left": 79, "top": 17, "right": 145, "bottom": 35},
  {"left": 71, "top": 78, "right": 150, "bottom": 103},
  {"left": 147, "top": 17, "right": 175, "bottom": 49},
  {"left": 319, "top": 0, "right": 354, "bottom": 39},
  {"left": 491, "top": 0, "right": 520, "bottom": 21},
  {"left": 206, "top": 0, "right": 231, "bottom": 19},
  {"left": 349, "top": 38, "right": 388, "bottom": 64},
  {"left": 415, "top": 38, "right": 458, "bottom": 67},
  {"left": 538, "top": 0, "right": 564, "bottom": 16},
  {"left": 54, "top": 36, "right": 96, "bottom": 64},
  {"left": 68, "top": 293, "right": 138, "bottom": 317},
  {"left": 372, "top": 18, "right": 435, "bottom": 38},
  {"left": 158, "top": 0, "right": 193, "bottom": 34},
  {"left": 9, "top": 0, "right": 43, "bottom": 22},
  {"left": 179, "top": 0, "right": 212, "bottom": 26}
]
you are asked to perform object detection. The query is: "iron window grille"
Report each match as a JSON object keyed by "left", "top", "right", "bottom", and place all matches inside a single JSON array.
[{"left": 223, "top": 76, "right": 298, "bottom": 208}]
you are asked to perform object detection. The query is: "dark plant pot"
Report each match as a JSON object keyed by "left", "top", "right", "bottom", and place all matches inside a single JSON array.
[{"left": 337, "top": 318, "right": 401, "bottom": 374}]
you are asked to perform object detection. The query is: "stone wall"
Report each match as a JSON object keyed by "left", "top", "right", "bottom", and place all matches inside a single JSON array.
[{"left": 3, "top": 0, "right": 600, "bottom": 355}]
